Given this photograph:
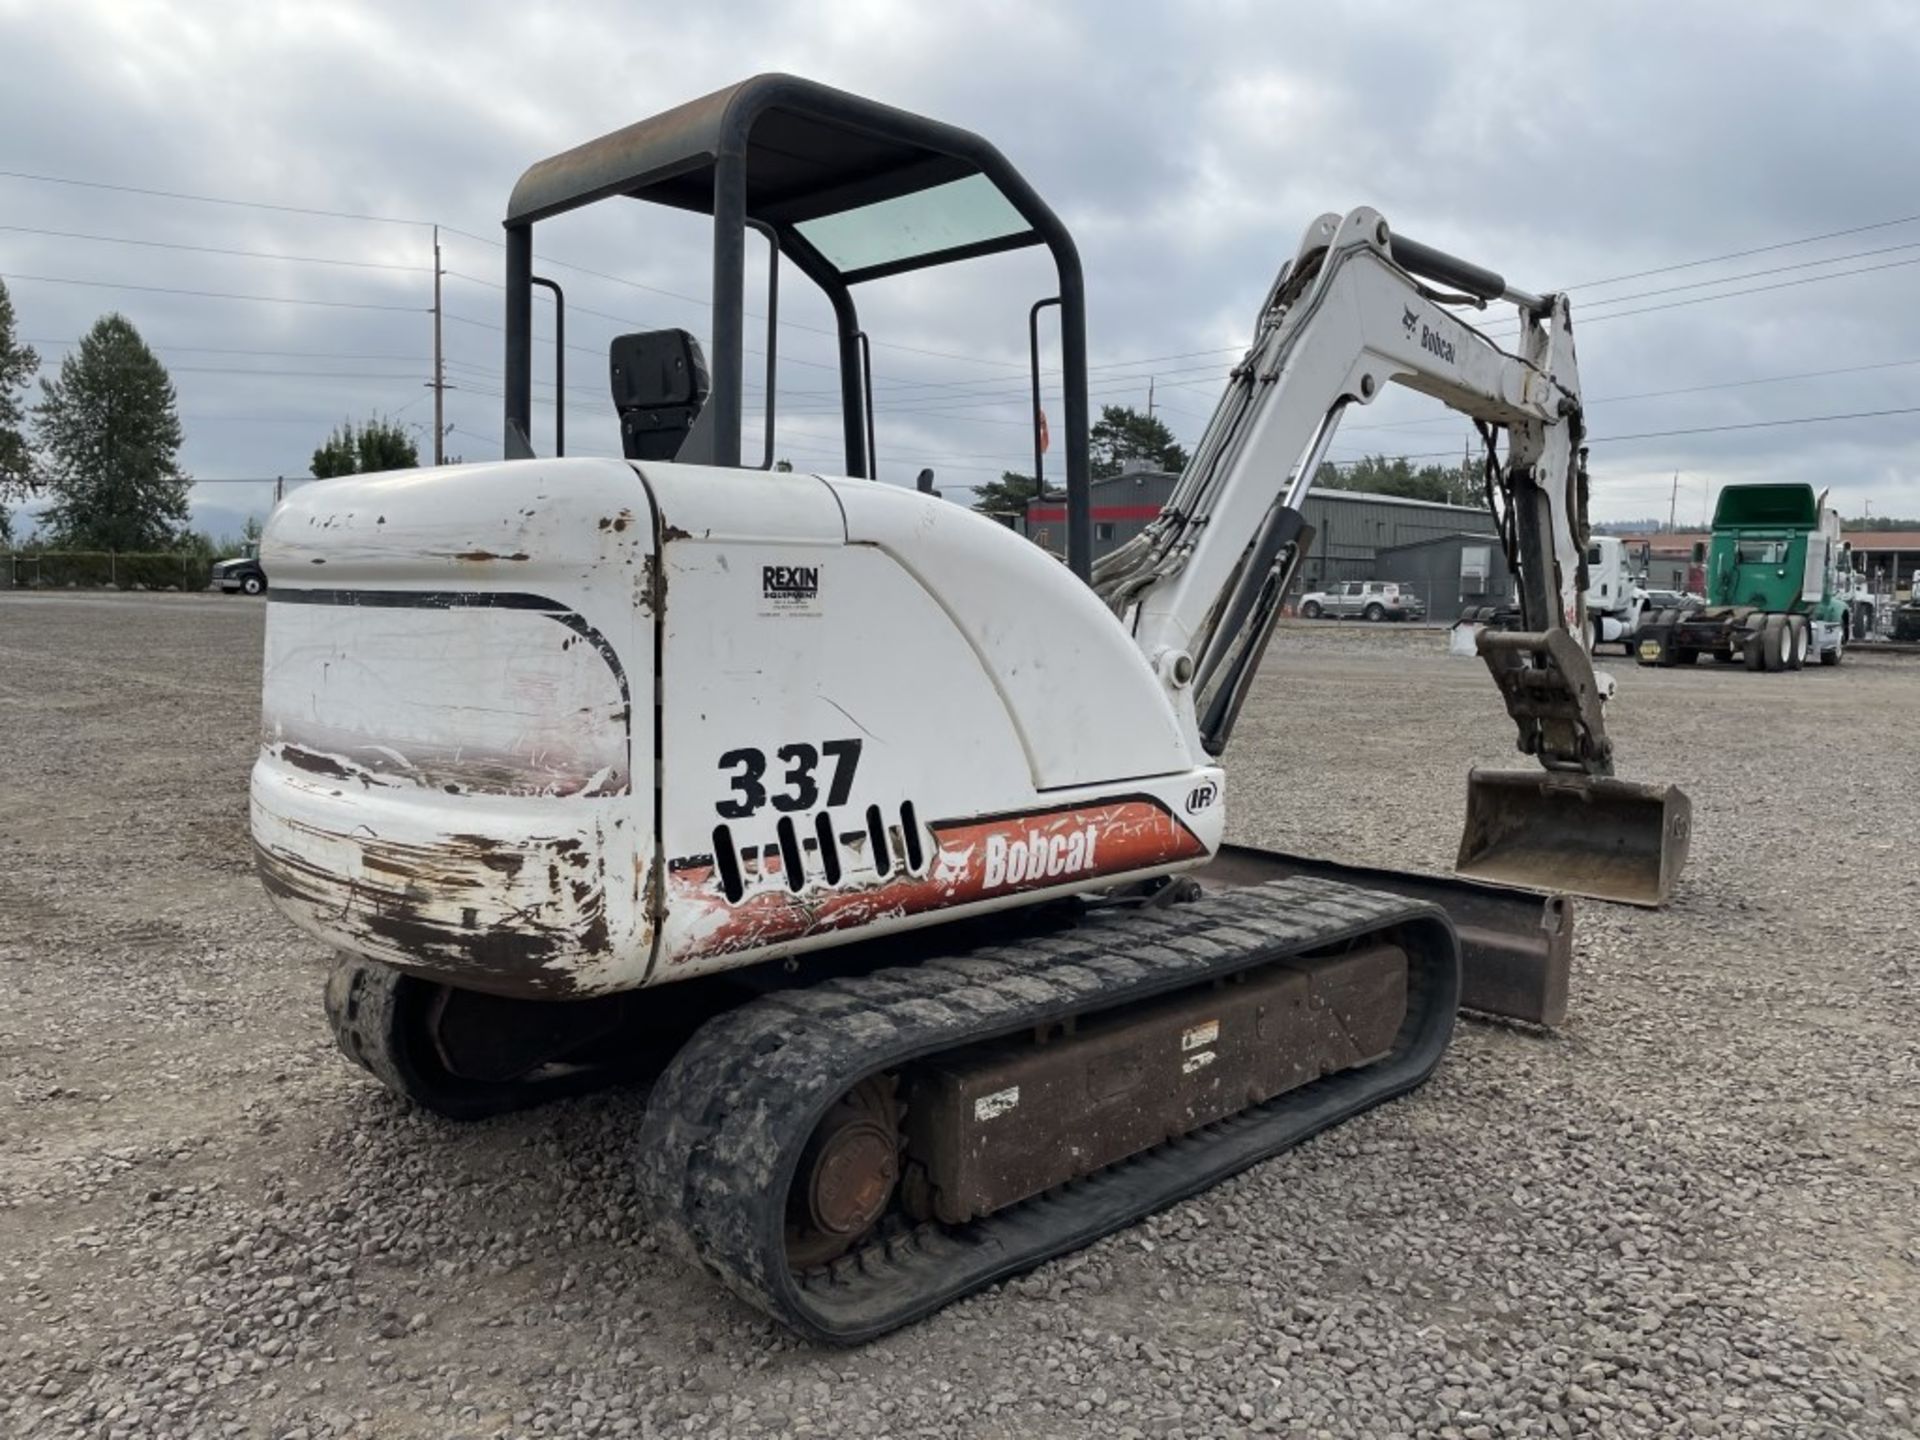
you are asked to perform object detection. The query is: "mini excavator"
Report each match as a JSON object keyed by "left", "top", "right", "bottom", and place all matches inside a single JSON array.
[{"left": 251, "top": 76, "right": 1690, "bottom": 1342}]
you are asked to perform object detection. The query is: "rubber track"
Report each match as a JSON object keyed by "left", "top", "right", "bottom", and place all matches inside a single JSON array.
[
  {"left": 637, "top": 877, "right": 1460, "bottom": 1344},
  {"left": 324, "top": 957, "right": 600, "bottom": 1120}
]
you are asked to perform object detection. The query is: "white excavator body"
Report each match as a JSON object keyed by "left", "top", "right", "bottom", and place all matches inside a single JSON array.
[
  {"left": 249, "top": 74, "right": 1690, "bottom": 1342},
  {"left": 253, "top": 457, "right": 1222, "bottom": 998}
]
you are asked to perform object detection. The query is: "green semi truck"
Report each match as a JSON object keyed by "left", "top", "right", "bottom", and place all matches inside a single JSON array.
[{"left": 1634, "top": 483, "right": 1864, "bottom": 671}]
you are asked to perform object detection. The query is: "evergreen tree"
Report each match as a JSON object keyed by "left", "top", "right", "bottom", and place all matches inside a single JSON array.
[
  {"left": 0, "top": 279, "right": 39, "bottom": 543},
  {"left": 311, "top": 415, "right": 419, "bottom": 478},
  {"left": 34, "top": 313, "right": 190, "bottom": 550},
  {"left": 1314, "top": 453, "right": 1480, "bottom": 508},
  {"left": 1090, "top": 404, "right": 1187, "bottom": 479},
  {"left": 972, "top": 470, "right": 1041, "bottom": 516}
]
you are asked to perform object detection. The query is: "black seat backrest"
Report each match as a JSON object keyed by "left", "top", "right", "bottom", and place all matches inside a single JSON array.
[{"left": 610, "top": 329, "right": 713, "bottom": 463}]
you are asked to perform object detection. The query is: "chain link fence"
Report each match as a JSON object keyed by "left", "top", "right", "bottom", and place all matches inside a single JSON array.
[{"left": 1, "top": 551, "right": 217, "bottom": 592}]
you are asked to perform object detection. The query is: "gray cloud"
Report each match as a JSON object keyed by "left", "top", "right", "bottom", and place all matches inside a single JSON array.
[{"left": 2, "top": 0, "right": 1917, "bottom": 536}]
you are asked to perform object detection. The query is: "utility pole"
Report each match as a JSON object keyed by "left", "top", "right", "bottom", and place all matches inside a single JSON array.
[
  {"left": 430, "top": 224, "right": 445, "bottom": 466},
  {"left": 1667, "top": 472, "right": 1679, "bottom": 533},
  {"left": 1146, "top": 376, "right": 1155, "bottom": 420}
]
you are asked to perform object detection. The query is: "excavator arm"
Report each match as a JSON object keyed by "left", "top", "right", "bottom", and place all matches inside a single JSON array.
[{"left": 1099, "top": 208, "right": 1689, "bottom": 905}]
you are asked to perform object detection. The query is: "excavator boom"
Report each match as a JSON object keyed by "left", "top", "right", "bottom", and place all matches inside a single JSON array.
[{"left": 1097, "top": 207, "right": 1690, "bottom": 905}]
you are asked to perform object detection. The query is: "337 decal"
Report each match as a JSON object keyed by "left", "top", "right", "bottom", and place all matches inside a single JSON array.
[{"left": 714, "top": 738, "right": 863, "bottom": 818}]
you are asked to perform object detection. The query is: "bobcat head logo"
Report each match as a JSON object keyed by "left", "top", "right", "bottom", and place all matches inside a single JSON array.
[{"left": 1401, "top": 305, "right": 1419, "bottom": 337}]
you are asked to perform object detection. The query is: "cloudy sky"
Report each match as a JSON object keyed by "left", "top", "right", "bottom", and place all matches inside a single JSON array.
[{"left": 4, "top": 0, "right": 1918, "bottom": 539}]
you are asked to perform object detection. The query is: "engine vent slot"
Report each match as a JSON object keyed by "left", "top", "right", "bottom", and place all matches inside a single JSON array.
[
  {"left": 712, "top": 826, "right": 745, "bottom": 903},
  {"left": 776, "top": 816, "right": 806, "bottom": 892},
  {"left": 813, "top": 812, "right": 843, "bottom": 886},
  {"left": 900, "top": 800, "right": 926, "bottom": 873},
  {"left": 866, "top": 804, "right": 893, "bottom": 875}
]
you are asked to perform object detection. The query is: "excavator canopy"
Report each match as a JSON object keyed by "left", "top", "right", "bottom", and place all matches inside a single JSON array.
[
  {"left": 502, "top": 73, "right": 1097, "bottom": 568},
  {"left": 505, "top": 73, "right": 1057, "bottom": 282}
]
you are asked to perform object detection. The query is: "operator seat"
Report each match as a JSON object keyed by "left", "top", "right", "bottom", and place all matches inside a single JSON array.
[{"left": 611, "top": 329, "right": 717, "bottom": 465}]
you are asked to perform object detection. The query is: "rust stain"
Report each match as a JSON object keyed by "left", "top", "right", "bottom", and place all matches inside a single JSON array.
[
  {"left": 637, "top": 555, "right": 665, "bottom": 614},
  {"left": 443, "top": 549, "right": 531, "bottom": 562},
  {"left": 659, "top": 523, "right": 693, "bottom": 543}
]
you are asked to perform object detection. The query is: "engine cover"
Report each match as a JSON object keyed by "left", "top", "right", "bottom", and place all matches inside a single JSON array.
[{"left": 251, "top": 458, "right": 1222, "bottom": 998}]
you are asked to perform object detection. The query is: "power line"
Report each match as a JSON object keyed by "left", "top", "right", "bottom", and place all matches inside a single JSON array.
[
  {"left": 169, "top": 365, "right": 424, "bottom": 380},
  {"left": 28, "top": 337, "right": 427, "bottom": 363},
  {"left": 1567, "top": 254, "right": 1920, "bottom": 328},
  {"left": 1597, "top": 356, "right": 1920, "bottom": 405},
  {"left": 14, "top": 166, "right": 1920, "bottom": 477},
  {"left": 1, "top": 272, "right": 423, "bottom": 313},
  {"left": 0, "top": 169, "right": 431, "bottom": 228},
  {"left": 1592, "top": 406, "right": 1920, "bottom": 444},
  {"left": 0, "top": 223, "right": 430, "bottom": 273},
  {"left": 1561, "top": 211, "right": 1920, "bottom": 291},
  {"left": 32, "top": 353, "right": 423, "bottom": 381},
  {"left": 1564, "top": 239, "right": 1920, "bottom": 312}
]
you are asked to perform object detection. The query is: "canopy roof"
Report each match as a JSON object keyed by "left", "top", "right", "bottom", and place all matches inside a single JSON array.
[{"left": 506, "top": 73, "right": 1051, "bottom": 284}]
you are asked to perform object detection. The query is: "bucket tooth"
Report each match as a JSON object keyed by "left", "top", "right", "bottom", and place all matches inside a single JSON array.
[{"left": 1457, "top": 767, "right": 1691, "bottom": 908}]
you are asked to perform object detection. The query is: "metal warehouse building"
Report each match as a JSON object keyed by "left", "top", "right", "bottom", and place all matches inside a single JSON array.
[
  {"left": 1373, "top": 531, "right": 1516, "bottom": 619},
  {"left": 1297, "top": 490, "right": 1501, "bottom": 594},
  {"left": 1024, "top": 466, "right": 1175, "bottom": 555},
  {"left": 1025, "top": 470, "right": 1503, "bottom": 587}
]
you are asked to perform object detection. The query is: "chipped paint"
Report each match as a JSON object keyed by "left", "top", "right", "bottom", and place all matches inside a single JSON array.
[
  {"left": 251, "top": 459, "right": 658, "bottom": 996},
  {"left": 1181, "top": 1020, "right": 1220, "bottom": 1052},
  {"left": 974, "top": 1087, "right": 1020, "bottom": 1122},
  {"left": 261, "top": 597, "right": 631, "bottom": 799},
  {"left": 663, "top": 796, "right": 1207, "bottom": 964},
  {"left": 251, "top": 815, "right": 616, "bottom": 999},
  {"left": 264, "top": 738, "right": 627, "bottom": 799}
]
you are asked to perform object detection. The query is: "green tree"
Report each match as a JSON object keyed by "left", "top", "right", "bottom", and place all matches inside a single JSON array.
[
  {"left": 0, "top": 279, "right": 41, "bottom": 543},
  {"left": 1314, "top": 453, "right": 1480, "bottom": 508},
  {"left": 34, "top": 313, "right": 190, "bottom": 550},
  {"left": 1090, "top": 404, "right": 1187, "bottom": 479},
  {"left": 310, "top": 415, "right": 420, "bottom": 478},
  {"left": 972, "top": 470, "right": 1041, "bottom": 517}
]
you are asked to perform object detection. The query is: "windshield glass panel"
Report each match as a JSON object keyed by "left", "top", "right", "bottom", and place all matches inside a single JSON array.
[{"left": 796, "top": 175, "right": 1030, "bottom": 273}]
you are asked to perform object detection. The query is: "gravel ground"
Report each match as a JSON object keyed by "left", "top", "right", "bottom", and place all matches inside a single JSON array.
[{"left": 2, "top": 594, "right": 1915, "bottom": 1440}]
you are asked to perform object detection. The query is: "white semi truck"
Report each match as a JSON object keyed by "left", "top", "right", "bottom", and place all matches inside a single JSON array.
[{"left": 1455, "top": 533, "right": 1645, "bottom": 653}]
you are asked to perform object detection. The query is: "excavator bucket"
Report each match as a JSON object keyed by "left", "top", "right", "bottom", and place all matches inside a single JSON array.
[{"left": 1456, "top": 768, "right": 1691, "bottom": 908}]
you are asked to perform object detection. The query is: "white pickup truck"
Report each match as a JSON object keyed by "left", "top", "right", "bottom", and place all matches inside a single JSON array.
[{"left": 1298, "top": 580, "right": 1426, "bottom": 622}]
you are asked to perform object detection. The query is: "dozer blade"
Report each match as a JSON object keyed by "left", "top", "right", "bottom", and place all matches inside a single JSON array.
[
  {"left": 1195, "top": 844, "right": 1572, "bottom": 1026},
  {"left": 1456, "top": 767, "right": 1691, "bottom": 908}
]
